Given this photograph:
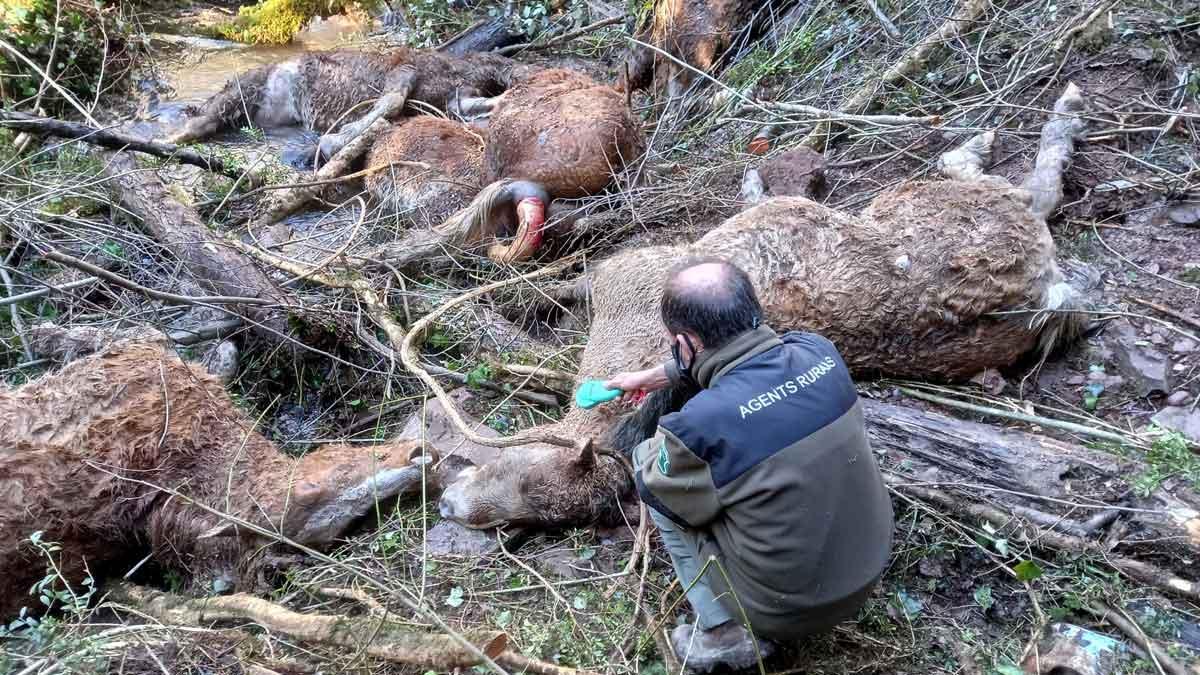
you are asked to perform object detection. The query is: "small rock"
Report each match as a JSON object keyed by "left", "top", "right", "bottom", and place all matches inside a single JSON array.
[
  {"left": 426, "top": 520, "right": 499, "bottom": 557},
  {"left": 1145, "top": 261, "right": 1161, "bottom": 275},
  {"left": 1174, "top": 339, "right": 1198, "bottom": 355},
  {"left": 1167, "top": 202, "right": 1200, "bottom": 226},
  {"left": 401, "top": 391, "right": 501, "bottom": 468},
  {"left": 536, "top": 548, "right": 597, "bottom": 580},
  {"left": 1107, "top": 319, "right": 1174, "bottom": 396},
  {"left": 1151, "top": 407, "right": 1200, "bottom": 444},
  {"left": 1085, "top": 367, "right": 1124, "bottom": 391},
  {"left": 1066, "top": 374, "right": 1087, "bottom": 386},
  {"left": 1166, "top": 390, "right": 1193, "bottom": 407},
  {"left": 1129, "top": 46, "right": 1155, "bottom": 61},
  {"left": 200, "top": 340, "right": 239, "bottom": 385},
  {"left": 257, "top": 223, "right": 293, "bottom": 250},
  {"left": 970, "top": 368, "right": 1007, "bottom": 394}
]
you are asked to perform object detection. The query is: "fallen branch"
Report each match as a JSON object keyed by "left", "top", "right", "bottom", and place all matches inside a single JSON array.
[
  {"left": 897, "top": 386, "right": 1137, "bottom": 446},
  {"left": 41, "top": 250, "right": 274, "bottom": 307},
  {"left": 860, "top": 0, "right": 901, "bottom": 39},
  {"left": 1051, "top": 0, "right": 1120, "bottom": 52},
  {"left": 197, "top": 159, "right": 431, "bottom": 209},
  {"left": 1129, "top": 296, "right": 1200, "bottom": 333},
  {"left": 0, "top": 275, "right": 98, "bottom": 308},
  {"left": 249, "top": 115, "right": 396, "bottom": 229},
  {"left": 890, "top": 481, "right": 1199, "bottom": 602},
  {"left": 497, "top": 16, "right": 625, "bottom": 55},
  {"left": 438, "top": 16, "right": 526, "bottom": 55},
  {"left": 799, "top": 0, "right": 991, "bottom": 150},
  {"left": 0, "top": 110, "right": 256, "bottom": 185},
  {"left": 496, "top": 363, "right": 576, "bottom": 383},
  {"left": 107, "top": 583, "right": 590, "bottom": 674},
  {"left": 399, "top": 260, "right": 582, "bottom": 450},
  {"left": 1084, "top": 603, "right": 1192, "bottom": 675},
  {"left": 29, "top": 318, "right": 243, "bottom": 362},
  {"left": 427, "top": 363, "right": 560, "bottom": 407},
  {"left": 738, "top": 101, "right": 941, "bottom": 126},
  {"left": 102, "top": 151, "right": 295, "bottom": 341}
]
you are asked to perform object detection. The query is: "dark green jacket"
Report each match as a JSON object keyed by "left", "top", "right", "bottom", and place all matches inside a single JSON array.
[{"left": 635, "top": 325, "right": 894, "bottom": 640}]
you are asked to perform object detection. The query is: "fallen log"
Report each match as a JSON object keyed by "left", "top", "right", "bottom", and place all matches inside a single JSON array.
[
  {"left": 28, "top": 318, "right": 243, "bottom": 363},
  {"left": 0, "top": 110, "right": 254, "bottom": 185},
  {"left": 100, "top": 151, "right": 295, "bottom": 342},
  {"left": 438, "top": 16, "right": 526, "bottom": 55},
  {"left": 864, "top": 398, "right": 1200, "bottom": 599},
  {"left": 496, "top": 15, "right": 625, "bottom": 56},
  {"left": 109, "top": 583, "right": 595, "bottom": 675}
]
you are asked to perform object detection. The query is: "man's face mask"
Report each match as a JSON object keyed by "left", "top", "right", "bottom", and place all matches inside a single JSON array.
[{"left": 671, "top": 333, "right": 698, "bottom": 385}]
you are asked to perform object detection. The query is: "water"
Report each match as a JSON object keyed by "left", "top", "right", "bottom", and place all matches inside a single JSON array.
[
  {"left": 136, "top": 15, "right": 374, "bottom": 244},
  {"left": 151, "top": 14, "right": 372, "bottom": 104}
]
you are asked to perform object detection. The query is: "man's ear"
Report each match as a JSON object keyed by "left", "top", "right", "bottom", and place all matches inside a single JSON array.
[{"left": 675, "top": 332, "right": 702, "bottom": 357}]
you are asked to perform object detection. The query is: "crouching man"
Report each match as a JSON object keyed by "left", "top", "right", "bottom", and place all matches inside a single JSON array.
[{"left": 605, "top": 258, "right": 895, "bottom": 672}]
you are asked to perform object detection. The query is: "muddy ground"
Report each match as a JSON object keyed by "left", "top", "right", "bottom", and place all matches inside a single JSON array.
[{"left": 1, "top": 0, "right": 1199, "bottom": 673}]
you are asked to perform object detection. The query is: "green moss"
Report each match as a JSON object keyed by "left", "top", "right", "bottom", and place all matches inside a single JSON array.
[{"left": 212, "top": 0, "right": 374, "bottom": 44}]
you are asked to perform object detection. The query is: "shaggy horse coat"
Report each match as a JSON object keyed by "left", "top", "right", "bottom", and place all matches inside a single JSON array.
[
  {"left": 166, "top": 47, "right": 538, "bottom": 145},
  {"left": 0, "top": 344, "right": 431, "bottom": 621}
]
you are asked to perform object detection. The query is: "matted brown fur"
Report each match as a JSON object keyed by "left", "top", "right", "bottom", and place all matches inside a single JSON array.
[
  {"left": 171, "top": 47, "right": 539, "bottom": 143},
  {"left": 624, "top": 0, "right": 757, "bottom": 94},
  {"left": 575, "top": 181, "right": 1074, "bottom": 392},
  {"left": 0, "top": 344, "right": 426, "bottom": 621},
  {"left": 364, "top": 116, "right": 486, "bottom": 229},
  {"left": 483, "top": 69, "right": 645, "bottom": 198},
  {"left": 439, "top": 180, "right": 1085, "bottom": 530}
]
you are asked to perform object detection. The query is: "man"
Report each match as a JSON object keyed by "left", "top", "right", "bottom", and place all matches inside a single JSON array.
[{"left": 604, "top": 258, "right": 894, "bottom": 672}]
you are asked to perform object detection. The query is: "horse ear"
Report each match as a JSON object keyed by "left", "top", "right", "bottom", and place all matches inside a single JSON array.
[{"left": 575, "top": 438, "right": 596, "bottom": 470}]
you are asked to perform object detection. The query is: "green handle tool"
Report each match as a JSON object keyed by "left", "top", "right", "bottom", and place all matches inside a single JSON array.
[{"left": 574, "top": 379, "right": 622, "bottom": 409}]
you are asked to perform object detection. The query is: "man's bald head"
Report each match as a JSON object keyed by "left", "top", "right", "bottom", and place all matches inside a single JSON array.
[{"left": 661, "top": 257, "right": 764, "bottom": 350}]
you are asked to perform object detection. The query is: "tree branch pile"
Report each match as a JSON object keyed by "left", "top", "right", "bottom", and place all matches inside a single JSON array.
[{"left": 108, "top": 583, "right": 594, "bottom": 675}]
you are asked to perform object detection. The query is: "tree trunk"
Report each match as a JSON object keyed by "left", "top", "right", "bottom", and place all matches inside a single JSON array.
[
  {"left": 864, "top": 398, "right": 1200, "bottom": 588},
  {"left": 437, "top": 17, "right": 526, "bottom": 55},
  {"left": 102, "top": 151, "right": 294, "bottom": 343}
]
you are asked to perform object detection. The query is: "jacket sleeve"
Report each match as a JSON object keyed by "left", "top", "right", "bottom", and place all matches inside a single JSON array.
[
  {"left": 663, "top": 359, "right": 682, "bottom": 386},
  {"left": 634, "top": 427, "right": 723, "bottom": 529}
]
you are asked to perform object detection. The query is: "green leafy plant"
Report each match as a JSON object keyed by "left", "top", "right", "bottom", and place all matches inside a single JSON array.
[
  {"left": 1013, "top": 559, "right": 1043, "bottom": 582},
  {"left": 1132, "top": 428, "right": 1200, "bottom": 497},
  {"left": 973, "top": 585, "right": 994, "bottom": 611},
  {"left": 0, "top": 0, "right": 141, "bottom": 113},
  {"left": 1, "top": 532, "right": 104, "bottom": 671},
  {"left": 465, "top": 363, "right": 492, "bottom": 389}
]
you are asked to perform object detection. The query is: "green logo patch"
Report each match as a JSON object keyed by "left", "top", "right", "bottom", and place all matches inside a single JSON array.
[{"left": 657, "top": 438, "right": 670, "bottom": 476}]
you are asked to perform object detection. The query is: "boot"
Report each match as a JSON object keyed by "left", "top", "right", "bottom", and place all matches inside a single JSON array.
[{"left": 670, "top": 620, "right": 775, "bottom": 672}]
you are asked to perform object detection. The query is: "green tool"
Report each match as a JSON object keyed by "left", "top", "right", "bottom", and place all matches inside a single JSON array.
[{"left": 574, "top": 379, "right": 622, "bottom": 409}]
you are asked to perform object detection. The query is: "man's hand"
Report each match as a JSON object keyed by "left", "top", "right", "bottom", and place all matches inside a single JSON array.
[{"left": 604, "top": 364, "right": 670, "bottom": 404}]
